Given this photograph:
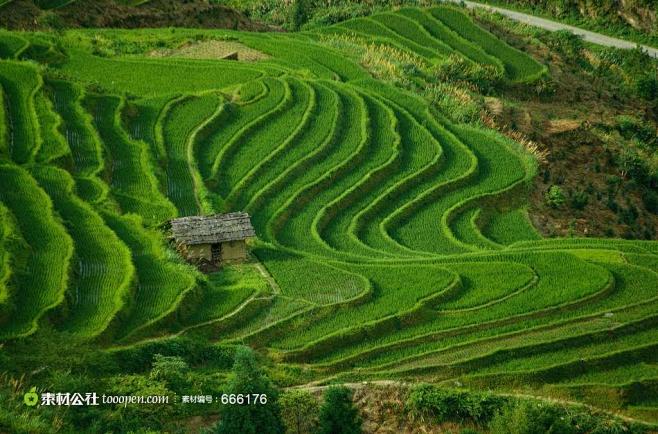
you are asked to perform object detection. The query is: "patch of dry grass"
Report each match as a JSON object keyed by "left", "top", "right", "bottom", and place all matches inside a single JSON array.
[
  {"left": 149, "top": 39, "right": 269, "bottom": 62},
  {"left": 319, "top": 33, "right": 425, "bottom": 85}
]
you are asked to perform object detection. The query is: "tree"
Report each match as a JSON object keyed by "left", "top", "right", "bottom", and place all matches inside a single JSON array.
[
  {"left": 318, "top": 386, "right": 362, "bottom": 434},
  {"left": 280, "top": 390, "right": 319, "bottom": 434},
  {"left": 545, "top": 185, "right": 566, "bottom": 208},
  {"left": 214, "top": 346, "right": 284, "bottom": 434}
]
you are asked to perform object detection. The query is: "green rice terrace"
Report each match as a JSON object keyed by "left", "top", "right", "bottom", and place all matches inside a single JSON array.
[{"left": 1, "top": 3, "right": 658, "bottom": 429}]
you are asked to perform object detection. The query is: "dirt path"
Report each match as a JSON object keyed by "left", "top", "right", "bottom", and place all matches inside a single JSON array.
[
  {"left": 445, "top": 0, "right": 658, "bottom": 58},
  {"left": 254, "top": 261, "right": 281, "bottom": 295}
]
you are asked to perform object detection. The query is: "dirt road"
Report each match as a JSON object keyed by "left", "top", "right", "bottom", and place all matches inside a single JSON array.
[{"left": 445, "top": 0, "right": 658, "bottom": 58}]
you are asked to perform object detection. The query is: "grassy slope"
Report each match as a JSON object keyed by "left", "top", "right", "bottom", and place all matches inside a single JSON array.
[{"left": 0, "top": 8, "right": 656, "bottom": 424}]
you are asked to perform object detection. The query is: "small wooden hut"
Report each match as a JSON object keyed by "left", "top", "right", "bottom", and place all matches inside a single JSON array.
[{"left": 170, "top": 212, "right": 255, "bottom": 265}]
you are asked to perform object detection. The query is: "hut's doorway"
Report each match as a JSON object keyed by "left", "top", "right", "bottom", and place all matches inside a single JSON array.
[{"left": 211, "top": 243, "right": 221, "bottom": 262}]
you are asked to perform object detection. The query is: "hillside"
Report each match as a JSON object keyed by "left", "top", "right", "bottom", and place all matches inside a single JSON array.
[
  {"left": 0, "top": 0, "right": 272, "bottom": 31},
  {"left": 1, "top": 4, "right": 658, "bottom": 432}
]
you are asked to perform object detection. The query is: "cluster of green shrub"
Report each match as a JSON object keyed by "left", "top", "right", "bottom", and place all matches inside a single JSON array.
[{"left": 406, "top": 384, "right": 650, "bottom": 434}]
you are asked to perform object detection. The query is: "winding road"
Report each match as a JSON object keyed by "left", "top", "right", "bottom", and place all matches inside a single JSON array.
[{"left": 445, "top": 0, "right": 658, "bottom": 58}]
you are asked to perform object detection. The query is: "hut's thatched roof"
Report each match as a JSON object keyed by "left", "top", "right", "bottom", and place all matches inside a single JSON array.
[{"left": 170, "top": 212, "right": 255, "bottom": 245}]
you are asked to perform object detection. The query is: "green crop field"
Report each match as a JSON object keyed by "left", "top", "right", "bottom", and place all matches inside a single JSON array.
[{"left": 0, "top": 4, "right": 657, "bottom": 431}]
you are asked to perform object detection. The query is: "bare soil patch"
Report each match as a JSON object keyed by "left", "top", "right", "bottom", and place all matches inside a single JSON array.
[{"left": 149, "top": 40, "right": 269, "bottom": 62}]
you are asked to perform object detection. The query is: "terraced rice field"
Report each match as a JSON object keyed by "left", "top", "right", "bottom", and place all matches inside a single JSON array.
[{"left": 0, "top": 6, "right": 656, "bottom": 420}]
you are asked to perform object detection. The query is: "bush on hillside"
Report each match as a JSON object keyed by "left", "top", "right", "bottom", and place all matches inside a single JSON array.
[
  {"left": 213, "top": 346, "right": 284, "bottom": 434},
  {"left": 545, "top": 185, "right": 566, "bottom": 208},
  {"left": 489, "top": 401, "right": 578, "bottom": 434},
  {"left": 544, "top": 29, "right": 584, "bottom": 59},
  {"left": 318, "top": 386, "right": 362, "bottom": 434},
  {"left": 615, "top": 115, "right": 656, "bottom": 145},
  {"left": 570, "top": 189, "right": 589, "bottom": 210},
  {"left": 280, "top": 389, "right": 319, "bottom": 434},
  {"left": 407, "top": 385, "right": 505, "bottom": 425},
  {"left": 636, "top": 74, "right": 658, "bottom": 100},
  {"left": 616, "top": 148, "right": 653, "bottom": 187}
]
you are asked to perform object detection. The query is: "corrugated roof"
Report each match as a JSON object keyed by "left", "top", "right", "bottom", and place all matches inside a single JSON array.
[{"left": 170, "top": 212, "right": 255, "bottom": 245}]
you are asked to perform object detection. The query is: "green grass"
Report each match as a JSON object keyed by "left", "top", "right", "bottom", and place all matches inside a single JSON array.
[
  {"left": 370, "top": 12, "right": 454, "bottom": 57},
  {"left": 57, "top": 50, "right": 265, "bottom": 97},
  {"left": 0, "top": 31, "right": 29, "bottom": 59},
  {"left": 176, "top": 264, "right": 267, "bottom": 329},
  {"left": 266, "top": 83, "right": 367, "bottom": 257},
  {"left": 0, "top": 164, "right": 73, "bottom": 339},
  {"left": 0, "top": 61, "right": 42, "bottom": 164},
  {"left": 33, "top": 166, "right": 134, "bottom": 337},
  {"left": 481, "top": 207, "right": 541, "bottom": 245},
  {"left": 561, "top": 363, "right": 658, "bottom": 386},
  {"left": 241, "top": 33, "right": 370, "bottom": 82},
  {"left": 199, "top": 77, "right": 285, "bottom": 182},
  {"left": 438, "top": 262, "right": 535, "bottom": 311},
  {"left": 222, "top": 296, "right": 311, "bottom": 341},
  {"left": 214, "top": 77, "right": 308, "bottom": 203},
  {"left": 470, "top": 319, "right": 658, "bottom": 378},
  {"left": 509, "top": 238, "right": 656, "bottom": 254},
  {"left": 161, "top": 92, "right": 221, "bottom": 216},
  {"left": 430, "top": 6, "right": 547, "bottom": 82},
  {"left": 85, "top": 94, "right": 177, "bottom": 225},
  {"left": 354, "top": 261, "right": 658, "bottom": 371},
  {"left": 122, "top": 95, "right": 172, "bottom": 152},
  {"left": 304, "top": 252, "right": 615, "bottom": 366},
  {"left": 0, "top": 85, "right": 6, "bottom": 159},
  {"left": 49, "top": 79, "right": 108, "bottom": 203},
  {"left": 398, "top": 8, "right": 504, "bottom": 70},
  {"left": 0, "top": 203, "right": 13, "bottom": 305},
  {"left": 225, "top": 78, "right": 315, "bottom": 212},
  {"left": 271, "top": 264, "right": 456, "bottom": 352},
  {"left": 51, "top": 80, "right": 102, "bottom": 176},
  {"left": 34, "top": 88, "right": 70, "bottom": 163},
  {"left": 245, "top": 80, "right": 341, "bottom": 242},
  {"left": 101, "top": 212, "right": 197, "bottom": 339},
  {"left": 337, "top": 17, "right": 439, "bottom": 60},
  {"left": 624, "top": 253, "right": 658, "bottom": 272},
  {"left": 317, "top": 89, "right": 406, "bottom": 258},
  {"left": 449, "top": 207, "right": 501, "bottom": 250},
  {"left": 237, "top": 79, "right": 268, "bottom": 104},
  {"left": 257, "top": 247, "right": 368, "bottom": 305}
]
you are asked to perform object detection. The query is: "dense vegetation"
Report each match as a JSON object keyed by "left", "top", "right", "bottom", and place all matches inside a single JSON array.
[{"left": 0, "top": 3, "right": 657, "bottom": 432}]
